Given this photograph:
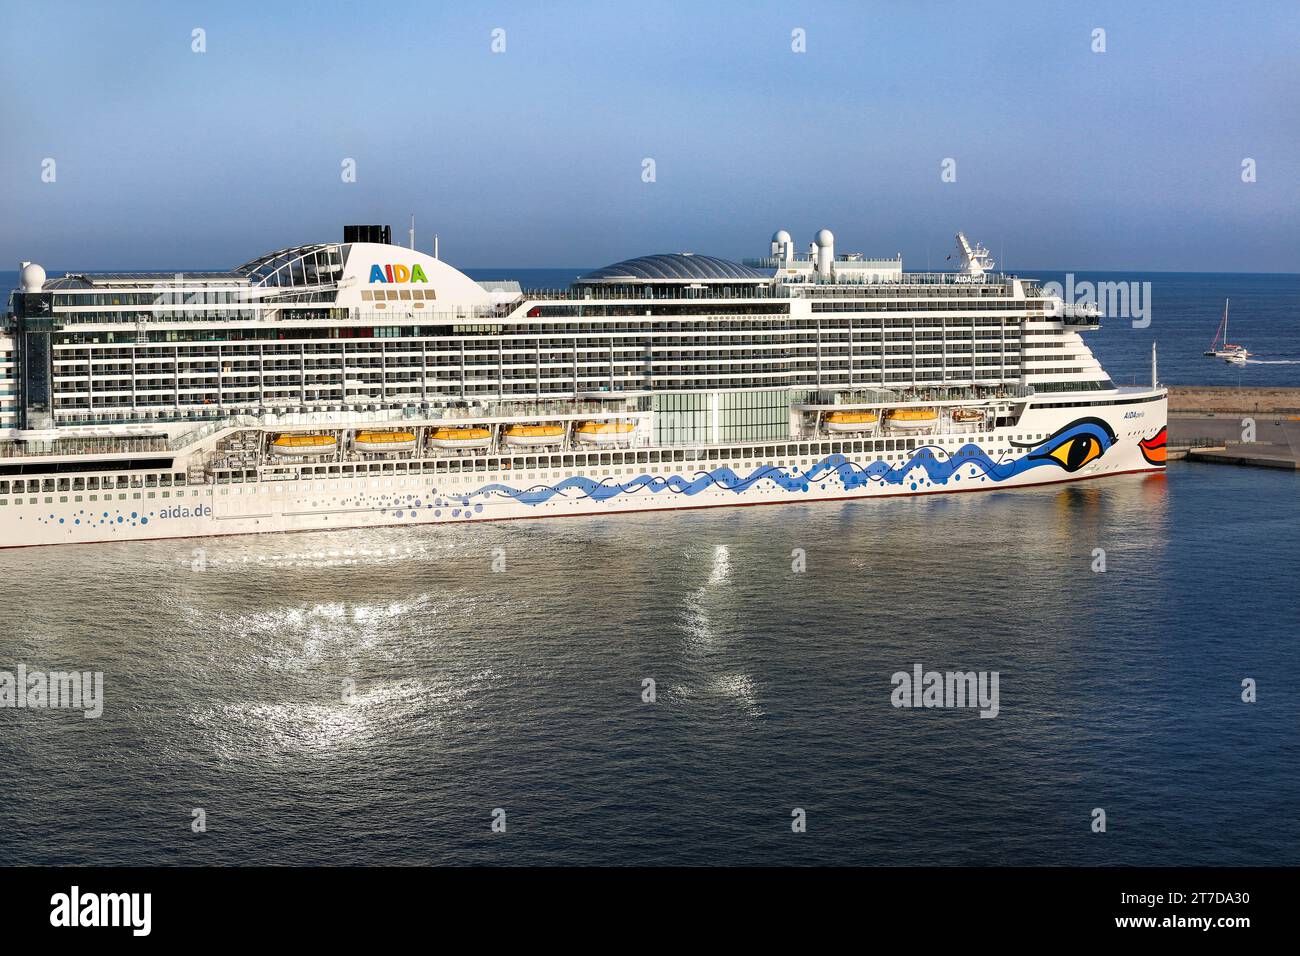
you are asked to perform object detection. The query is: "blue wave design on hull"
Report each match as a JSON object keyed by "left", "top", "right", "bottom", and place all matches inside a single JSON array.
[{"left": 466, "top": 418, "right": 1119, "bottom": 507}]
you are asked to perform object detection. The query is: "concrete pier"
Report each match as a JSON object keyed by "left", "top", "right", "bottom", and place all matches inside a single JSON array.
[
  {"left": 1186, "top": 445, "right": 1300, "bottom": 470},
  {"left": 1165, "top": 385, "right": 1300, "bottom": 471}
]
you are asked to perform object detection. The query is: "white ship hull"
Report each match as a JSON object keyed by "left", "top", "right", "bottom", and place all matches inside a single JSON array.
[
  {"left": 2, "top": 226, "right": 1168, "bottom": 550},
  {"left": 0, "top": 396, "right": 1166, "bottom": 548}
]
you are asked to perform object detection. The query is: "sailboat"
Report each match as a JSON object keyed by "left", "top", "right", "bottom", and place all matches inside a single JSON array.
[{"left": 1203, "top": 298, "right": 1250, "bottom": 361}]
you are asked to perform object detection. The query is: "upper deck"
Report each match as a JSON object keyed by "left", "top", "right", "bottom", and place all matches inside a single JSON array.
[{"left": 1, "top": 226, "right": 1112, "bottom": 435}]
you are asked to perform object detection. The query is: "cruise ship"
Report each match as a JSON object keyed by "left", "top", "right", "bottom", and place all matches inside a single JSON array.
[{"left": 0, "top": 225, "right": 1167, "bottom": 548}]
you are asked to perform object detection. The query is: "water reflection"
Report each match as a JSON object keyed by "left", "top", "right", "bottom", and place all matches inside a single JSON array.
[{"left": 3, "top": 469, "right": 1293, "bottom": 866}]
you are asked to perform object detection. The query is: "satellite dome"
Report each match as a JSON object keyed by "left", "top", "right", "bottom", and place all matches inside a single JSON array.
[
  {"left": 772, "top": 229, "right": 791, "bottom": 243},
  {"left": 815, "top": 229, "right": 834, "bottom": 246},
  {"left": 20, "top": 262, "right": 46, "bottom": 293}
]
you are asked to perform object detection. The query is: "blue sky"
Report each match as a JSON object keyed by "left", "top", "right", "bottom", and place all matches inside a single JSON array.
[{"left": 1, "top": 0, "right": 1297, "bottom": 271}]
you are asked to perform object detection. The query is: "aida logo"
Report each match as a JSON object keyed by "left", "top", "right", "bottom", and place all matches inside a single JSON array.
[{"left": 369, "top": 263, "right": 428, "bottom": 283}]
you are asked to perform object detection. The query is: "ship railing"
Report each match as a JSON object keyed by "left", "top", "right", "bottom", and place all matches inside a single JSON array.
[
  {"left": 166, "top": 415, "right": 261, "bottom": 450},
  {"left": 519, "top": 285, "right": 794, "bottom": 301},
  {"left": 742, "top": 256, "right": 903, "bottom": 269},
  {"left": 164, "top": 400, "right": 657, "bottom": 446},
  {"left": 799, "top": 383, "right": 1033, "bottom": 408},
  {"left": 350, "top": 305, "right": 511, "bottom": 322},
  {"left": 0, "top": 435, "right": 174, "bottom": 459},
  {"left": 435, "top": 399, "right": 641, "bottom": 420},
  {"left": 1060, "top": 303, "right": 1103, "bottom": 326},
  {"left": 516, "top": 275, "right": 1041, "bottom": 300}
]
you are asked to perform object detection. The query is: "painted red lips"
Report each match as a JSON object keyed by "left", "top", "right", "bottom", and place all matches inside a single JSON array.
[{"left": 1139, "top": 427, "right": 1167, "bottom": 465}]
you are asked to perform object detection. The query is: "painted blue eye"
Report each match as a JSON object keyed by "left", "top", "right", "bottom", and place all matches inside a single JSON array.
[{"left": 1014, "top": 417, "right": 1117, "bottom": 473}]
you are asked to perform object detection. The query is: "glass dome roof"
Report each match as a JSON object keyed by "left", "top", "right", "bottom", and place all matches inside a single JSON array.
[{"left": 578, "top": 253, "right": 767, "bottom": 283}]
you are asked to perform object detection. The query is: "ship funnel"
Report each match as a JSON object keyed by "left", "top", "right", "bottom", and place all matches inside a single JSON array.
[{"left": 343, "top": 224, "right": 392, "bottom": 245}]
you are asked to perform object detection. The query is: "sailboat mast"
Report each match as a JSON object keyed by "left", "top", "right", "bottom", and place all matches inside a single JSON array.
[{"left": 1224, "top": 298, "right": 1229, "bottom": 344}]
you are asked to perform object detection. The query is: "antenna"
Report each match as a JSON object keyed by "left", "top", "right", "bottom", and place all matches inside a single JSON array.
[
  {"left": 954, "top": 232, "right": 995, "bottom": 278},
  {"left": 409, "top": 214, "right": 416, "bottom": 250},
  {"left": 433, "top": 234, "right": 439, "bottom": 260},
  {"left": 1152, "top": 341, "right": 1158, "bottom": 389}
]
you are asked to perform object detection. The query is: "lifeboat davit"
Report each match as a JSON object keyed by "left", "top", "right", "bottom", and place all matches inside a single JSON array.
[
  {"left": 574, "top": 421, "right": 636, "bottom": 445},
  {"left": 951, "top": 408, "right": 984, "bottom": 424},
  {"left": 270, "top": 433, "right": 337, "bottom": 457},
  {"left": 885, "top": 408, "right": 938, "bottom": 431},
  {"left": 429, "top": 426, "right": 492, "bottom": 450},
  {"left": 503, "top": 424, "right": 565, "bottom": 448},
  {"left": 354, "top": 430, "right": 416, "bottom": 453},
  {"left": 824, "top": 411, "right": 879, "bottom": 433}
]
